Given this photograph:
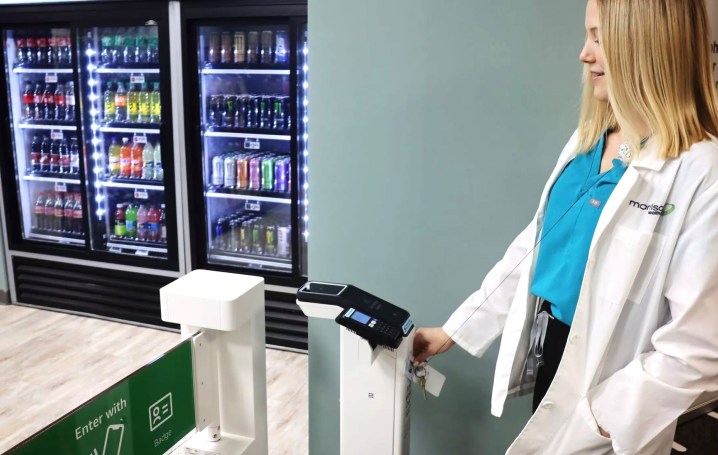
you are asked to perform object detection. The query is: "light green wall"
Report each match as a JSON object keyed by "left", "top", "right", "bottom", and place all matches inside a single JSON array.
[{"left": 308, "top": 1, "right": 585, "bottom": 453}]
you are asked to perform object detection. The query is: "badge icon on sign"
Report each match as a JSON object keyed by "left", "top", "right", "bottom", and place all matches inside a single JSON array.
[{"left": 148, "top": 393, "right": 174, "bottom": 431}]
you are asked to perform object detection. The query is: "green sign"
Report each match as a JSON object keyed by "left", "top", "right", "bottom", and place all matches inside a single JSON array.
[{"left": 9, "top": 339, "right": 195, "bottom": 455}]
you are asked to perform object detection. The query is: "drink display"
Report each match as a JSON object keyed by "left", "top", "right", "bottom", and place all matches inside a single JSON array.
[
  {"left": 203, "top": 27, "right": 290, "bottom": 68},
  {"left": 110, "top": 199, "right": 167, "bottom": 244},
  {"left": 31, "top": 191, "right": 85, "bottom": 237},
  {"left": 209, "top": 210, "right": 291, "bottom": 260},
  {"left": 209, "top": 151, "right": 290, "bottom": 194}
]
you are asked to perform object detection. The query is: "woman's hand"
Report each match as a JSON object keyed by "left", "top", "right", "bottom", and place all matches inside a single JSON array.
[{"left": 413, "top": 327, "right": 455, "bottom": 363}]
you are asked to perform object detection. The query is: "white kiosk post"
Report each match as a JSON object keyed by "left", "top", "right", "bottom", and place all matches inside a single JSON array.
[
  {"left": 160, "top": 269, "right": 268, "bottom": 455},
  {"left": 297, "top": 282, "right": 415, "bottom": 455}
]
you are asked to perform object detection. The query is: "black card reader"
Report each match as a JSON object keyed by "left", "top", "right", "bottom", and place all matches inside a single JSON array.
[{"left": 297, "top": 281, "right": 415, "bottom": 347}]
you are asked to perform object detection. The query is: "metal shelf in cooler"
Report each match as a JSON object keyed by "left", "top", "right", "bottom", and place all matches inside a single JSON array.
[
  {"left": 201, "top": 68, "right": 290, "bottom": 76},
  {"left": 106, "top": 242, "right": 167, "bottom": 254},
  {"left": 204, "top": 131, "right": 291, "bottom": 141},
  {"left": 13, "top": 67, "right": 74, "bottom": 74},
  {"left": 28, "top": 233, "right": 85, "bottom": 245},
  {"left": 205, "top": 191, "right": 290, "bottom": 204},
  {"left": 95, "top": 68, "right": 160, "bottom": 74},
  {"left": 102, "top": 181, "right": 165, "bottom": 191},
  {"left": 209, "top": 253, "right": 292, "bottom": 270},
  {"left": 18, "top": 123, "right": 77, "bottom": 131},
  {"left": 99, "top": 126, "right": 161, "bottom": 134},
  {"left": 23, "top": 175, "right": 81, "bottom": 184}
]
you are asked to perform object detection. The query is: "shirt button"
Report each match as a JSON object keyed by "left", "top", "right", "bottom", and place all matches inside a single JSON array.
[
  {"left": 542, "top": 401, "right": 554, "bottom": 409},
  {"left": 569, "top": 334, "right": 579, "bottom": 344}
]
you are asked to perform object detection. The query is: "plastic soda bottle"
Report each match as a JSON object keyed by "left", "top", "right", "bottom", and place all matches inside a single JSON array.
[
  {"left": 127, "top": 83, "right": 139, "bottom": 122},
  {"left": 44, "top": 191, "right": 54, "bottom": 231},
  {"left": 153, "top": 142, "right": 163, "bottom": 181},
  {"left": 138, "top": 83, "right": 151, "bottom": 123},
  {"left": 130, "top": 140, "right": 144, "bottom": 178},
  {"left": 141, "top": 141, "right": 154, "bottom": 179},
  {"left": 33, "top": 192, "right": 45, "bottom": 231},
  {"left": 53, "top": 192, "right": 64, "bottom": 232},
  {"left": 149, "top": 82, "right": 161, "bottom": 123},
  {"left": 159, "top": 204, "right": 166, "bottom": 242},
  {"left": 125, "top": 203, "right": 137, "bottom": 238},
  {"left": 103, "top": 82, "right": 115, "bottom": 122},
  {"left": 115, "top": 82, "right": 127, "bottom": 122},
  {"left": 107, "top": 137, "right": 120, "bottom": 177},
  {"left": 72, "top": 194, "right": 84, "bottom": 235},
  {"left": 136, "top": 204, "right": 149, "bottom": 241},
  {"left": 63, "top": 194, "right": 74, "bottom": 233},
  {"left": 114, "top": 203, "right": 126, "bottom": 237},
  {"left": 119, "top": 137, "right": 132, "bottom": 177},
  {"left": 147, "top": 205, "right": 160, "bottom": 241}
]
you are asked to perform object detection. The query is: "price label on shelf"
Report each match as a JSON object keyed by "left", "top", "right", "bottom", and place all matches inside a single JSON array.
[
  {"left": 109, "top": 247, "right": 122, "bottom": 253},
  {"left": 54, "top": 182, "right": 67, "bottom": 193},
  {"left": 134, "top": 190, "right": 149, "bottom": 200},
  {"left": 130, "top": 74, "right": 146, "bottom": 84},
  {"left": 50, "top": 131, "right": 64, "bottom": 140},
  {"left": 245, "top": 200, "right": 261, "bottom": 212},
  {"left": 135, "top": 249, "right": 149, "bottom": 257},
  {"left": 133, "top": 134, "right": 148, "bottom": 144},
  {"left": 244, "top": 138, "right": 261, "bottom": 150},
  {"left": 45, "top": 73, "right": 58, "bottom": 84}
]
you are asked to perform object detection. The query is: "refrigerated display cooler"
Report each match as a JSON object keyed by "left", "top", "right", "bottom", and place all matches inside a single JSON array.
[
  {"left": 0, "top": 1, "right": 188, "bottom": 327},
  {"left": 181, "top": 2, "right": 309, "bottom": 349}
]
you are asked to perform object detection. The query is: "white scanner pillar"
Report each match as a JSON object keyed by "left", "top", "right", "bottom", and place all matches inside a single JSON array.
[
  {"left": 298, "top": 300, "right": 413, "bottom": 455},
  {"left": 160, "top": 269, "right": 268, "bottom": 455}
]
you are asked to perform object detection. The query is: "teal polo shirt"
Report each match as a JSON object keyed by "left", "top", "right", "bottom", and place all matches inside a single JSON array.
[{"left": 530, "top": 133, "right": 627, "bottom": 326}]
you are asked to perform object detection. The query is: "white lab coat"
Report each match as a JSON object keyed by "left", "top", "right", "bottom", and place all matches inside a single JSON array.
[{"left": 443, "top": 131, "right": 718, "bottom": 454}]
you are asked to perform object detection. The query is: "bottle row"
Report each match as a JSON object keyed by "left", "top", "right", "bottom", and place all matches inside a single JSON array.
[
  {"left": 32, "top": 191, "right": 84, "bottom": 235},
  {"left": 22, "top": 82, "right": 76, "bottom": 122},
  {"left": 29, "top": 135, "right": 80, "bottom": 175},
  {"left": 205, "top": 30, "right": 288, "bottom": 66},
  {"left": 103, "top": 81, "right": 162, "bottom": 124},
  {"left": 106, "top": 136, "right": 164, "bottom": 181},
  {"left": 211, "top": 152, "right": 290, "bottom": 193},
  {"left": 112, "top": 202, "right": 167, "bottom": 243},
  {"left": 13, "top": 33, "right": 73, "bottom": 67},
  {"left": 207, "top": 94, "right": 290, "bottom": 130},
  {"left": 99, "top": 28, "right": 160, "bottom": 66},
  {"left": 212, "top": 212, "right": 291, "bottom": 258}
]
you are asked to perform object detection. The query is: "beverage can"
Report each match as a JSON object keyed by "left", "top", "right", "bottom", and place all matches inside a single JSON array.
[
  {"left": 212, "top": 155, "right": 224, "bottom": 187},
  {"left": 265, "top": 225, "right": 277, "bottom": 256},
  {"left": 246, "top": 96, "right": 258, "bottom": 128},
  {"left": 274, "top": 31, "right": 288, "bottom": 64},
  {"left": 274, "top": 157, "right": 289, "bottom": 192},
  {"left": 230, "top": 219, "right": 241, "bottom": 251},
  {"left": 259, "top": 95, "right": 271, "bottom": 128},
  {"left": 223, "top": 95, "right": 236, "bottom": 127},
  {"left": 233, "top": 32, "right": 246, "bottom": 64},
  {"left": 214, "top": 217, "right": 225, "bottom": 249},
  {"left": 247, "top": 31, "right": 260, "bottom": 64},
  {"left": 252, "top": 222, "right": 265, "bottom": 254},
  {"left": 249, "top": 157, "right": 261, "bottom": 190},
  {"left": 209, "top": 95, "right": 223, "bottom": 126},
  {"left": 277, "top": 226, "right": 291, "bottom": 257},
  {"left": 221, "top": 32, "right": 232, "bottom": 64},
  {"left": 261, "top": 156, "right": 275, "bottom": 191},
  {"left": 235, "top": 95, "right": 248, "bottom": 128},
  {"left": 237, "top": 156, "right": 250, "bottom": 189},
  {"left": 260, "top": 30, "right": 273, "bottom": 64},
  {"left": 208, "top": 32, "right": 220, "bottom": 63},
  {"left": 223, "top": 154, "right": 237, "bottom": 188}
]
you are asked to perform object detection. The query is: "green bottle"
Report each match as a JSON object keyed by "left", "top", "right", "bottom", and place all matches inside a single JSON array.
[
  {"left": 127, "top": 83, "right": 139, "bottom": 123},
  {"left": 150, "top": 82, "right": 161, "bottom": 123},
  {"left": 103, "top": 82, "right": 115, "bottom": 122},
  {"left": 125, "top": 203, "right": 138, "bottom": 239},
  {"left": 138, "top": 83, "right": 151, "bottom": 123}
]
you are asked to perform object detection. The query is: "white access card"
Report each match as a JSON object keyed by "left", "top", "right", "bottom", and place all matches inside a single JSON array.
[{"left": 406, "top": 357, "right": 446, "bottom": 397}]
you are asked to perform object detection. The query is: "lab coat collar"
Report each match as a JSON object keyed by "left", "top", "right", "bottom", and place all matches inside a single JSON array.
[{"left": 629, "top": 141, "right": 666, "bottom": 171}]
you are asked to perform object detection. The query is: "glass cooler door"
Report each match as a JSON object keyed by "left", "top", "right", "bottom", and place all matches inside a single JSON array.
[
  {"left": 2, "top": 26, "right": 85, "bottom": 247},
  {"left": 78, "top": 24, "right": 169, "bottom": 259},
  {"left": 197, "top": 24, "right": 295, "bottom": 274}
]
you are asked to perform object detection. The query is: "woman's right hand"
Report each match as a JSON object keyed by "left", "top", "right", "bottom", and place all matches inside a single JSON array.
[{"left": 413, "top": 327, "right": 455, "bottom": 364}]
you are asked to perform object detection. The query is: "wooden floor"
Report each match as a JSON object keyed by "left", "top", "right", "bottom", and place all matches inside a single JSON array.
[{"left": 0, "top": 304, "right": 308, "bottom": 455}]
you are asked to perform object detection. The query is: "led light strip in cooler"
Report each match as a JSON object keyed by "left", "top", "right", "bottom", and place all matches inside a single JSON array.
[
  {"left": 85, "top": 43, "right": 107, "bottom": 218},
  {"left": 302, "top": 42, "right": 309, "bottom": 242}
]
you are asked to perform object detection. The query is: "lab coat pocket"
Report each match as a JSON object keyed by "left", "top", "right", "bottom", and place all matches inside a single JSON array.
[
  {"left": 596, "top": 226, "right": 655, "bottom": 306},
  {"left": 540, "top": 397, "right": 614, "bottom": 454}
]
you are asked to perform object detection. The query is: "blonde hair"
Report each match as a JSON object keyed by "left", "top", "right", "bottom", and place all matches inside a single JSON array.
[{"left": 577, "top": 0, "right": 718, "bottom": 159}]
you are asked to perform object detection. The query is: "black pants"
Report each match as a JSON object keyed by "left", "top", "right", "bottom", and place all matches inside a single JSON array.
[{"left": 532, "top": 302, "right": 571, "bottom": 412}]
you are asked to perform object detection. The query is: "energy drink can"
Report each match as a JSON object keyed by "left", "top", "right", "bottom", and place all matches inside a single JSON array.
[
  {"left": 208, "top": 32, "right": 220, "bottom": 64},
  {"left": 252, "top": 221, "right": 265, "bottom": 254},
  {"left": 277, "top": 226, "right": 291, "bottom": 258},
  {"left": 274, "top": 157, "right": 289, "bottom": 192},
  {"left": 211, "top": 155, "right": 224, "bottom": 187},
  {"left": 230, "top": 219, "right": 241, "bottom": 251},
  {"left": 249, "top": 157, "right": 261, "bottom": 190},
  {"left": 240, "top": 219, "right": 252, "bottom": 252},
  {"left": 237, "top": 155, "right": 250, "bottom": 189},
  {"left": 224, "top": 154, "right": 237, "bottom": 188},
  {"left": 259, "top": 96, "right": 272, "bottom": 128},
  {"left": 265, "top": 225, "right": 277, "bottom": 256},
  {"left": 235, "top": 95, "right": 248, "bottom": 128},
  {"left": 261, "top": 156, "right": 275, "bottom": 191},
  {"left": 223, "top": 95, "right": 236, "bottom": 127},
  {"left": 274, "top": 31, "right": 288, "bottom": 64},
  {"left": 272, "top": 96, "right": 286, "bottom": 129},
  {"left": 247, "top": 31, "right": 260, "bottom": 64},
  {"left": 214, "top": 217, "right": 225, "bottom": 249},
  {"left": 233, "top": 32, "right": 246, "bottom": 64},
  {"left": 260, "top": 30, "right": 273, "bottom": 64}
]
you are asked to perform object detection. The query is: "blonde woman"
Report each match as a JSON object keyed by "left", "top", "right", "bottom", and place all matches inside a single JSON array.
[{"left": 413, "top": 0, "right": 718, "bottom": 453}]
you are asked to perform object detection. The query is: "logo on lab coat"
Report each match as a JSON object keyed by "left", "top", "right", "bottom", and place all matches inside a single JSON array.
[{"left": 629, "top": 200, "right": 675, "bottom": 216}]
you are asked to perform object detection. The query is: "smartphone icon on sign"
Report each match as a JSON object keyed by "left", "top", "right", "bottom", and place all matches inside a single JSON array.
[{"left": 102, "top": 424, "right": 124, "bottom": 455}]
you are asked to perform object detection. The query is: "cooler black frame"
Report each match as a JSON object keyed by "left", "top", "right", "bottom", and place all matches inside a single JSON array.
[
  {"left": 180, "top": 0, "right": 308, "bottom": 287},
  {"left": 0, "top": 0, "right": 182, "bottom": 272}
]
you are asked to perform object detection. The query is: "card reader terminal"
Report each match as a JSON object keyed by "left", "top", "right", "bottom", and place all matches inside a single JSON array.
[{"left": 297, "top": 282, "right": 414, "bottom": 348}]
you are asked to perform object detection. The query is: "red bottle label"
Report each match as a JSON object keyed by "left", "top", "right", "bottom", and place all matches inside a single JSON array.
[
  {"left": 64, "top": 207, "right": 73, "bottom": 218},
  {"left": 22, "top": 93, "right": 33, "bottom": 104},
  {"left": 55, "top": 208, "right": 63, "bottom": 217},
  {"left": 33, "top": 93, "right": 42, "bottom": 104},
  {"left": 16, "top": 38, "right": 25, "bottom": 48},
  {"left": 60, "top": 155, "right": 70, "bottom": 167},
  {"left": 37, "top": 37, "right": 47, "bottom": 48},
  {"left": 55, "top": 94, "right": 65, "bottom": 106},
  {"left": 48, "top": 37, "right": 57, "bottom": 47},
  {"left": 26, "top": 37, "right": 36, "bottom": 47},
  {"left": 44, "top": 94, "right": 54, "bottom": 104}
]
